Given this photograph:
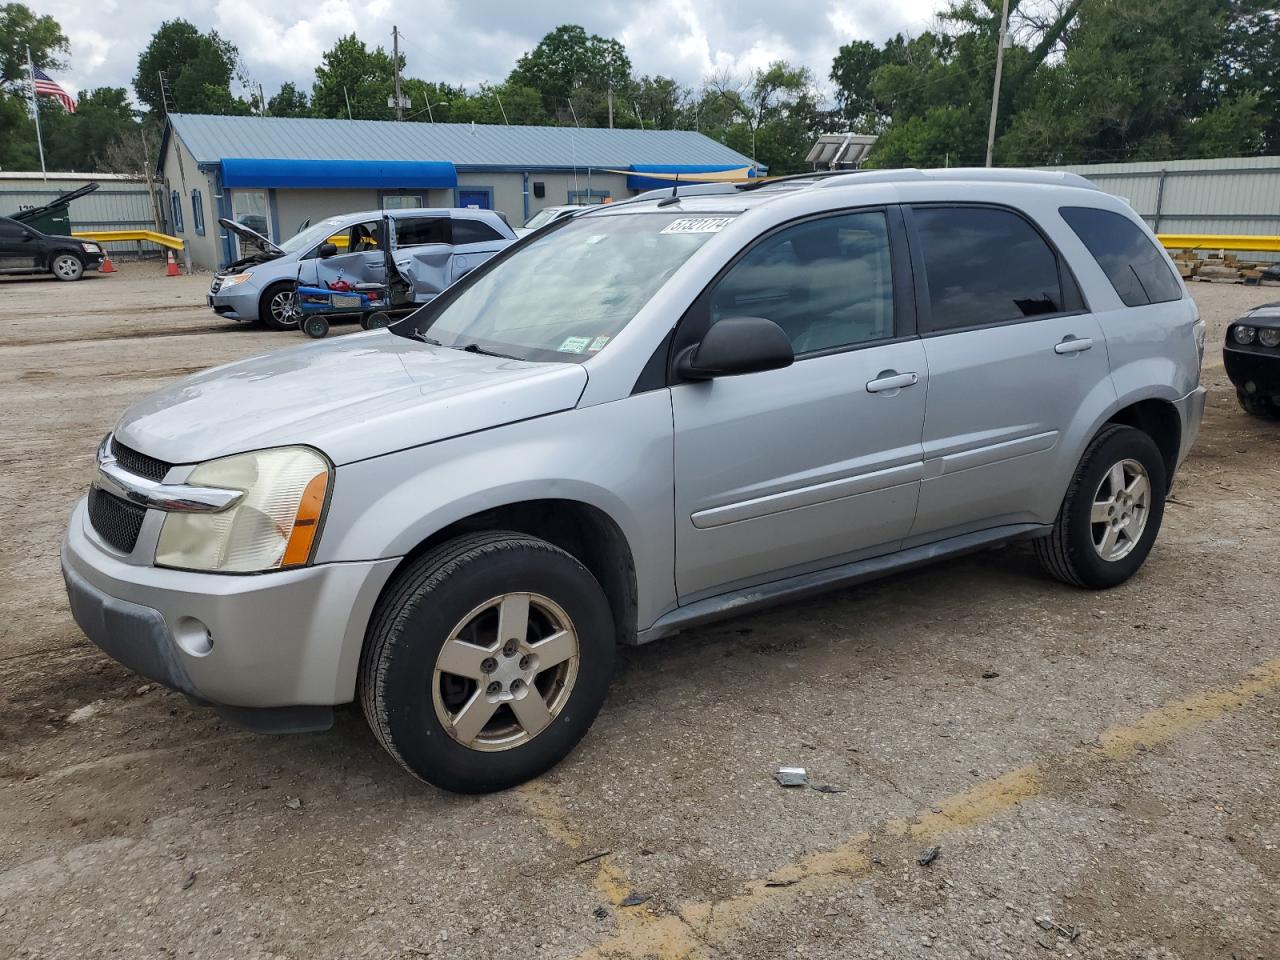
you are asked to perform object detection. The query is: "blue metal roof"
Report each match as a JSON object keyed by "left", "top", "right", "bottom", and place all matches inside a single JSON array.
[
  {"left": 221, "top": 157, "right": 457, "bottom": 189},
  {"left": 166, "top": 114, "right": 756, "bottom": 172}
]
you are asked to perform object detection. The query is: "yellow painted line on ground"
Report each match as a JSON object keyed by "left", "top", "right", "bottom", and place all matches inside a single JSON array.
[{"left": 523, "top": 658, "right": 1280, "bottom": 960}]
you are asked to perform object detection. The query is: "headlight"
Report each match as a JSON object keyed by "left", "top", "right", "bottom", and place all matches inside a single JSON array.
[
  {"left": 1259, "top": 328, "right": 1280, "bottom": 348},
  {"left": 80, "top": 242, "right": 101, "bottom": 253},
  {"left": 155, "top": 446, "right": 330, "bottom": 573},
  {"left": 221, "top": 272, "right": 255, "bottom": 286},
  {"left": 1233, "top": 325, "right": 1256, "bottom": 345}
]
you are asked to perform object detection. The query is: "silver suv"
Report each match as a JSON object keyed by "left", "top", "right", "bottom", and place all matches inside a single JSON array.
[{"left": 63, "top": 169, "right": 1206, "bottom": 793}]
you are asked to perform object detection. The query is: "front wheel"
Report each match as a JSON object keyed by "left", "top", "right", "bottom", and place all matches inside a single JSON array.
[
  {"left": 51, "top": 252, "right": 84, "bottom": 281},
  {"left": 259, "top": 282, "right": 299, "bottom": 330},
  {"left": 1237, "top": 390, "right": 1280, "bottom": 419},
  {"left": 1035, "top": 424, "right": 1167, "bottom": 589},
  {"left": 360, "top": 532, "right": 616, "bottom": 793}
]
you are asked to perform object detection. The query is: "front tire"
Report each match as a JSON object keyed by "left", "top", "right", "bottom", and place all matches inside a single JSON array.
[
  {"left": 1237, "top": 390, "right": 1280, "bottom": 419},
  {"left": 51, "top": 252, "right": 84, "bottom": 281},
  {"left": 1035, "top": 424, "right": 1167, "bottom": 589},
  {"left": 360, "top": 532, "right": 616, "bottom": 793},
  {"left": 259, "top": 282, "right": 299, "bottom": 330}
]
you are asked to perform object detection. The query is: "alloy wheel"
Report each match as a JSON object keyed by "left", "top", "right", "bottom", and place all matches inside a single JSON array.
[
  {"left": 53, "top": 254, "right": 83, "bottom": 280},
  {"left": 271, "top": 290, "right": 299, "bottom": 327},
  {"left": 431, "top": 593, "right": 580, "bottom": 752},
  {"left": 1090, "top": 458, "right": 1151, "bottom": 562}
]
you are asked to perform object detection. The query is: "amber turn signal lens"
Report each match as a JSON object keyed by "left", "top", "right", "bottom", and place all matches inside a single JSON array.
[{"left": 281, "top": 472, "right": 329, "bottom": 567}]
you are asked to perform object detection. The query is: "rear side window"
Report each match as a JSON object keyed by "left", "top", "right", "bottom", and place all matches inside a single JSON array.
[
  {"left": 1059, "top": 206, "right": 1181, "bottom": 307},
  {"left": 395, "top": 217, "right": 450, "bottom": 247},
  {"left": 913, "top": 206, "right": 1067, "bottom": 332},
  {"left": 452, "top": 218, "right": 504, "bottom": 245}
]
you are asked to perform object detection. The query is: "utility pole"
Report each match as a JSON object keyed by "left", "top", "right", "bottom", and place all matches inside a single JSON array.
[
  {"left": 985, "top": 0, "right": 1011, "bottom": 167},
  {"left": 392, "top": 25, "right": 403, "bottom": 120},
  {"left": 26, "top": 48, "right": 46, "bottom": 180}
]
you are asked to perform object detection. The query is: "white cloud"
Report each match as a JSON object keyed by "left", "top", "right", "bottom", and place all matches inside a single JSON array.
[{"left": 34, "top": 0, "right": 937, "bottom": 105}]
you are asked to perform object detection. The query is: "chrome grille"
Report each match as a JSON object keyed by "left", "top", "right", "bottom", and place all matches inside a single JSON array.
[
  {"left": 88, "top": 487, "right": 146, "bottom": 554},
  {"left": 110, "top": 438, "right": 171, "bottom": 482}
]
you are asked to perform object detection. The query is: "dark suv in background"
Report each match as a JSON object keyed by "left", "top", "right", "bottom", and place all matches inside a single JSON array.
[{"left": 0, "top": 215, "right": 104, "bottom": 281}]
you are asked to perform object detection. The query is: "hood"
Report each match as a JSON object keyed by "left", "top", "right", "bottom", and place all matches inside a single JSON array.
[
  {"left": 113, "top": 333, "right": 588, "bottom": 466},
  {"left": 218, "top": 217, "right": 284, "bottom": 256}
]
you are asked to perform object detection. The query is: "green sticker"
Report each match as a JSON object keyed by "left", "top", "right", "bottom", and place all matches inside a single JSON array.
[
  {"left": 588, "top": 336, "right": 611, "bottom": 352},
  {"left": 559, "top": 336, "right": 592, "bottom": 354}
]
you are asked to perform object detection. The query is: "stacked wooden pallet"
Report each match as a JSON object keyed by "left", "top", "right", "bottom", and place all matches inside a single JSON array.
[{"left": 1170, "top": 250, "right": 1279, "bottom": 284}]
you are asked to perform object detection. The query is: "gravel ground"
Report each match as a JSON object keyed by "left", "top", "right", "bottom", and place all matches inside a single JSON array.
[{"left": 1, "top": 263, "right": 1278, "bottom": 960}]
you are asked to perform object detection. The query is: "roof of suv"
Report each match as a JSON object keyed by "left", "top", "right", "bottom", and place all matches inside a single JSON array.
[{"left": 614, "top": 167, "right": 1102, "bottom": 214}]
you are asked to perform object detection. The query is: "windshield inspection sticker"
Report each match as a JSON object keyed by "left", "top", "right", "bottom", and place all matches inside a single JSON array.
[
  {"left": 559, "top": 336, "right": 592, "bottom": 354},
  {"left": 660, "top": 217, "right": 736, "bottom": 235},
  {"left": 587, "top": 336, "right": 611, "bottom": 352}
]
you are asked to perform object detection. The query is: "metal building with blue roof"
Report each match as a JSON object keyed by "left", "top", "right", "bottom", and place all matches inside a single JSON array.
[{"left": 157, "top": 113, "right": 758, "bottom": 270}]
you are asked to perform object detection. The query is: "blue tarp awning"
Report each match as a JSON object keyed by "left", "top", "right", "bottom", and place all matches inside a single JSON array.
[
  {"left": 220, "top": 157, "right": 457, "bottom": 190},
  {"left": 626, "top": 163, "right": 757, "bottom": 191}
]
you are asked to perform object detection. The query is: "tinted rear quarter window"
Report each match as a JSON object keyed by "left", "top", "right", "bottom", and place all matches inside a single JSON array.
[
  {"left": 395, "top": 217, "right": 451, "bottom": 247},
  {"left": 1059, "top": 206, "right": 1181, "bottom": 307},
  {"left": 452, "top": 218, "right": 504, "bottom": 245},
  {"left": 912, "top": 206, "right": 1067, "bottom": 332}
]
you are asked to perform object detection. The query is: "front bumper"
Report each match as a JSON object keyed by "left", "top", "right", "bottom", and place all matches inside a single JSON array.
[
  {"left": 62, "top": 497, "right": 399, "bottom": 720},
  {"left": 207, "top": 282, "right": 259, "bottom": 321},
  {"left": 1224, "top": 345, "right": 1280, "bottom": 399}
]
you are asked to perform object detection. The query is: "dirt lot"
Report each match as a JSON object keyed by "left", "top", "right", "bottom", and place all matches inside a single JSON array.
[{"left": 2, "top": 263, "right": 1278, "bottom": 960}]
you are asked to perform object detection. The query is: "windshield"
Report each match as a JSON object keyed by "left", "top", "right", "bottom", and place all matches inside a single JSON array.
[
  {"left": 405, "top": 212, "right": 733, "bottom": 362},
  {"left": 523, "top": 208, "right": 564, "bottom": 230},
  {"left": 278, "top": 217, "right": 349, "bottom": 256}
]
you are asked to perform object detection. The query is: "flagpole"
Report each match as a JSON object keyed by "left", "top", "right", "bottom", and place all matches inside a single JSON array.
[{"left": 26, "top": 47, "right": 47, "bottom": 181}]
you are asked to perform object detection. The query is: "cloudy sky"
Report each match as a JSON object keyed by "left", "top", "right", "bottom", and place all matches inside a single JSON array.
[{"left": 34, "top": 0, "right": 939, "bottom": 105}]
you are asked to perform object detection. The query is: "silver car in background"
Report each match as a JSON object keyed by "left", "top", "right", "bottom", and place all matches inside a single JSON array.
[
  {"left": 64, "top": 168, "right": 1205, "bottom": 793},
  {"left": 208, "top": 208, "right": 515, "bottom": 329}
]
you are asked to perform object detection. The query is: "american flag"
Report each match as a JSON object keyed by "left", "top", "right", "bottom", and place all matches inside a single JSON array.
[{"left": 32, "top": 65, "right": 76, "bottom": 113}]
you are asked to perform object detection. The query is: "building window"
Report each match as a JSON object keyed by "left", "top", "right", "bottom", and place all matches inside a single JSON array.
[
  {"left": 191, "top": 189, "right": 205, "bottom": 236},
  {"left": 383, "top": 195, "right": 424, "bottom": 210},
  {"left": 568, "top": 189, "right": 611, "bottom": 205},
  {"left": 170, "top": 191, "right": 184, "bottom": 233}
]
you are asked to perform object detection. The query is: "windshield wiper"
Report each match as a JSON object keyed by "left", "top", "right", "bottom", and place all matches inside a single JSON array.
[
  {"left": 458, "top": 342, "right": 520, "bottom": 359},
  {"left": 412, "top": 330, "right": 442, "bottom": 345}
]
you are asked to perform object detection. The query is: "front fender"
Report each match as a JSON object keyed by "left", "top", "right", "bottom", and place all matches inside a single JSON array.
[{"left": 314, "top": 391, "right": 677, "bottom": 631}]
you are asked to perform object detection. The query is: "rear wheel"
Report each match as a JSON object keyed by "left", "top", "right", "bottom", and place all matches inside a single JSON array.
[
  {"left": 51, "top": 252, "right": 84, "bottom": 281},
  {"left": 360, "top": 532, "right": 615, "bottom": 793},
  {"left": 259, "top": 282, "right": 299, "bottom": 330},
  {"left": 1237, "top": 390, "right": 1280, "bottom": 419},
  {"left": 1035, "top": 424, "right": 1167, "bottom": 589}
]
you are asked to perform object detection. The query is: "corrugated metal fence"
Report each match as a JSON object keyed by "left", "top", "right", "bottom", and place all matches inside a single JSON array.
[
  {"left": 0, "top": 174, "right": 164, "bottom": 258},
  {"left": 1048, "top": 155, "right": 1280, "bottom": 261}
]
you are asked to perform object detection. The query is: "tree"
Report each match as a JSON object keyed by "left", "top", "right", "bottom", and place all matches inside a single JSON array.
[
  {"left": 0, "top": 3, "right": 68, "bottom": 86},
  {"left": 266, "top": 81, "right": 310, "bottom": 117},
  {"left": 830, "top": 40, "right": 887, "bottom": 131},
  {"left": 41, "top": 87, "right": 138, "bottom": 171},
  {"left": 507, "top": 24, "right": 632, "bottom": 125},
  {"left": 702, "top": 62, "right": 820, "bottom": 173},
  {"left": 311, "top": 34, "right": 397, "bottom": 120},
  {"left": 134, "top": 19, "right": 245, "bottom": 115}
]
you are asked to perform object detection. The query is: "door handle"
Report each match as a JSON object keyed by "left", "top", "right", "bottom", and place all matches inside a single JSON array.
[
  {"left": 866, "top": 371, "right": 919, "bottom": 394},
  {"left": 1054, "top": 336, "right": 1093, "bottom": 355}
]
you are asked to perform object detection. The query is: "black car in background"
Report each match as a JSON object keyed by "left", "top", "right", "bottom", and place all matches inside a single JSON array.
[
  {"left": 1225, "top": 302, "right": 1280, "bottom": 419},
  {"left": 0, "top": 215, "right": 104, "bottom": 281}
]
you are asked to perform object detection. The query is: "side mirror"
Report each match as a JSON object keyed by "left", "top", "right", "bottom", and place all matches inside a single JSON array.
[
  {"left": 317, "top": 242, "right": 338, "bottom": 258},
  {"left": 675, "top": 316, "right": 794, "bottom": 381}
]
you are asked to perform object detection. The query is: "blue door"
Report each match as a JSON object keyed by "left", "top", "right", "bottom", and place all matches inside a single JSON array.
[{"left": 457, "top": 189, "right": 492, "bottom": 210}]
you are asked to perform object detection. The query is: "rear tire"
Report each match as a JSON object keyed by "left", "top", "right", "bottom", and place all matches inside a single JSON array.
[
  {"left": 1035, "top": 424, "right": 1167, "bottom": 589},
  {"left": 360, "top": 531, "right": 616, "bottom": 793},
  {"left": 1237, "top": 390, "right": 1280, "bottom": 419},
  {"left": 51, "top": 252, "right": 84, "bottom": 281},
  {"left": 259, "top": 282, "right": 299, "bottom": 330}
]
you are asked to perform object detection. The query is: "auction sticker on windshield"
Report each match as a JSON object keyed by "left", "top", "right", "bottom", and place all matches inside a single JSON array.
[{"left": 659, "top": 217, "right": 736, "bottom": 235}]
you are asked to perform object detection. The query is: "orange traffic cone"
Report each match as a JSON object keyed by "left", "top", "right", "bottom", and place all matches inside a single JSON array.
[
  {"left": 165, "top": 250, "right": 179, "bottom": 277},
  {"left": 99, "top": 253, "right": 116, "bottom": 273}
]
